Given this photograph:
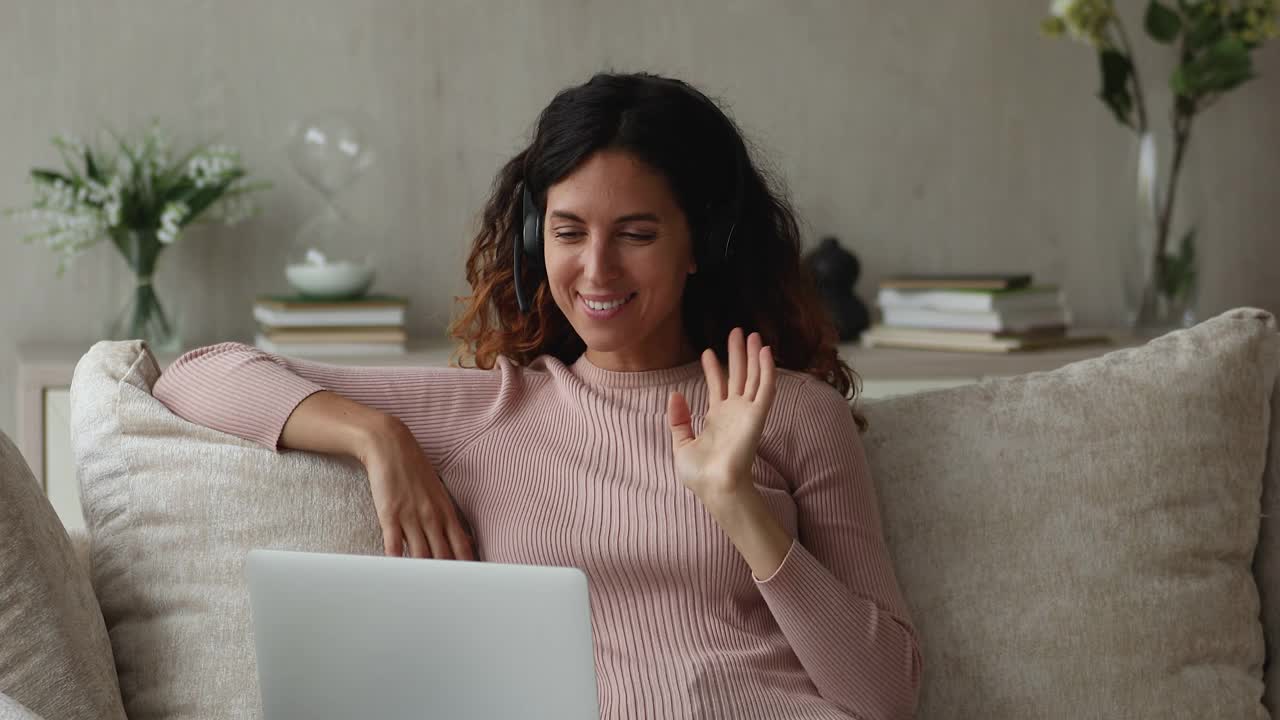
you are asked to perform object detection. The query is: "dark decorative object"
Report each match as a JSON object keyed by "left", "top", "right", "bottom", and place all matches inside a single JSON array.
[{"left": 803, "top": 236, "right": 870, "bottom": 342}]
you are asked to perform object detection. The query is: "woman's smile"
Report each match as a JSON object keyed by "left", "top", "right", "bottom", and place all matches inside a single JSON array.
[{"left": 579, "top": 291, "right": 637, "bottom": 319}]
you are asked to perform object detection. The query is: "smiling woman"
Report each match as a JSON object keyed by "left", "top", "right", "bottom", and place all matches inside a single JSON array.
[
  {"left": 152, "top": 71, "right": 921, "bottom": 720},
  {"left": 448, "top": 72, "right": 866, "bottom": 430}
]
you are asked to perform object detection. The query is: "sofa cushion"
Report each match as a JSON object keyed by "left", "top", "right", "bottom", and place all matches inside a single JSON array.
[
  {"left": 0, "top": 431, "right": 126, "bottom": 720},
  {"left": 0, "top": 692, "right": 48, "bottom": 720},
  {"left": 862, "top": 307, "right": 1277, "bottom": 719},
  {"left": 71, "top": 340, "right": 382, "bottom": 720}
]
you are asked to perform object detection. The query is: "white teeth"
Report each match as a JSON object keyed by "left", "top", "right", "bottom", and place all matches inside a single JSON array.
[{"left": 584, "top": 294, "right": 632, "bottom": 311}]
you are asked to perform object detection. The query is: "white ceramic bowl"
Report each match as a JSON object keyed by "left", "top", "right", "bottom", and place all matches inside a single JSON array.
[{"left": 285, "top": 261, "right": 376, "bottom": 300}]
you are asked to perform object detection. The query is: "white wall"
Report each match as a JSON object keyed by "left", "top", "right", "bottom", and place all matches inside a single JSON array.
[{"left": 2, "top": 0, "right": 1278, "bottom": 439}]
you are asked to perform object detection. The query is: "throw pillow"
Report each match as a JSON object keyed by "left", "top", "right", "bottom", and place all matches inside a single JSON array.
[
  {"left": 71, "top": 340, "right": 382, "bottom": 720},
  {"left": 862, "top": 307, "right": 1277, "bottom": 719},
  {"left": 0, "top": 430, "right": 126, "bottom": 719}
]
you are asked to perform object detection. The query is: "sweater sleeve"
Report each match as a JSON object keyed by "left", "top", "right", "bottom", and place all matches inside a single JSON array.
[
  {"left": 752, "top": 379, "right": 923, "bottom": 720},
  {"left": 151, "top": 341, "right": 521, "bottom": 470}
]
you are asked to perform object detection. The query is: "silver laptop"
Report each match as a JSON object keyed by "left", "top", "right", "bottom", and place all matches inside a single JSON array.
[{"left": 245, "top": 549, "right": 600, "bottom": 720}]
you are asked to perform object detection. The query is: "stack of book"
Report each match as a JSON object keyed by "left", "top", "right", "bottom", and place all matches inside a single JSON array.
[
  {"left": 252, "top": 295, "right": 409, "bottom": 357},
  {"left": 860, "top": 274, "right": 1109, "bottom": 353}
]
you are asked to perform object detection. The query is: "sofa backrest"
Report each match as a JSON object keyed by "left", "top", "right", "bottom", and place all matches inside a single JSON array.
[{"left": 69, "top": 307, "right": 1280, "bottom": 720}]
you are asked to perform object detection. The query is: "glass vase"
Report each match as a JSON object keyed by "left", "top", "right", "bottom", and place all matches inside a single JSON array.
[
  {"left": 108, "top": 280, "right": 181, "bottom": 352},
  {"left": 106, "top": 229, "right": 182, "bottom": 352},
  {"left": 1123, "top": 130, "right": 1202, "bottom": 336}
]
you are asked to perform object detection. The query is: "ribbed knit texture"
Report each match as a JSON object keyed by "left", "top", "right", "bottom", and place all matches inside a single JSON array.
[{"left": 153, "top": 342, "right": 922, "bottom": 720}]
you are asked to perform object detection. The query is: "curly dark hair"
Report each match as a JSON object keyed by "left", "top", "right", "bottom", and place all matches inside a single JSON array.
[{"left": 447, "top": 71, "right": 866, "bottom": 431}]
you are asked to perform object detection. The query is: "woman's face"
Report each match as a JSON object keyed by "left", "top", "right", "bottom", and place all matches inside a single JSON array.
[{"left": 542, "top": 148, "right": 699, "bottom": 372}]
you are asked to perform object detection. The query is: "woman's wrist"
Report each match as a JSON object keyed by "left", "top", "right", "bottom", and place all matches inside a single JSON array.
[
  {"left": 353, "top": 411, "right": 414, "bottom": 466},
  {"left": 701, "top": 484, "right": 793, "bottom": 580}
]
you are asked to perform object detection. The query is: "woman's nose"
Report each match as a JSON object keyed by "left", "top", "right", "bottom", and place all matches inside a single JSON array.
[{"left": 582, "top": 234, "right": 620, "bottom": 282}]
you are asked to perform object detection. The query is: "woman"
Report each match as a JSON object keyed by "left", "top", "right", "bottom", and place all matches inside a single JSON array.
[{"left": 154, "top": 71, "right": 921, "bottom": 720}]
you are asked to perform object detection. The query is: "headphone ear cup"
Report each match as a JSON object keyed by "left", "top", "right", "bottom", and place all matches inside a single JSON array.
[
  {"left": 522, "top": 212, "right": 541, "bottom": 259},
  {"left": 521, "top": 185, "right": 543, "bottom": 261}
]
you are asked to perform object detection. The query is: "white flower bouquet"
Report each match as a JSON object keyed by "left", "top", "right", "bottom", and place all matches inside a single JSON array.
[{"left": 6, "top": 121, "right": 269, "bottom": 349}]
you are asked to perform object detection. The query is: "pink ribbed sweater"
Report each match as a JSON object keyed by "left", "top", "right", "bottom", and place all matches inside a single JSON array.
[{"left": 152, "top": 342, "right": 922, "bottom": 720}]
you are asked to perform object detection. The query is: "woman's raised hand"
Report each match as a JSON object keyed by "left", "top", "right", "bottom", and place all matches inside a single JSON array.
[{"left": 666, "top": 327, "right": 778, "bottom": 504}]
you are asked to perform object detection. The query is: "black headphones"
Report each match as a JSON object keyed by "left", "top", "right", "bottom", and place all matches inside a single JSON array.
[
  {"left": 513, "top": 85, "right": 746, "bottom": 315},
  {"left": 513, "top": 182, "right": 542, "bottom": 314}
]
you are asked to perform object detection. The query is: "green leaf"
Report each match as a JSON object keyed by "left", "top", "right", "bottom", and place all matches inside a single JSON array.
[
  {"left": 1214, "top": 67, "right": 1255, "bottom": 94},
  {"left": 1186, "top": 10, "right": 1225, "bottom": 51},
  {"left": 1174, "top": 66, "right": 1210, "bottom": 99},
  {"left": 159, "top": 143, "right": 208, "bottom": 187},
  {"left": 30, "top": 168, "right": 74, "bottom": 186},
  {"left": 1098, "top": 49, "right": 1135, "bottom": 128},
  {"left": 221, "top": 179, "right": 272, "bottom": 196},
  {"left": 1041, "top": 16, "right": 1068, "bottom": 37},
  {"left": 51, "top": 138, "right": 85, "bottom": 184},
  {"left": 1175, "top": 35, "right": 1255, "bottom": 97},
  {"left": 84, "top": 147, "right": 102, "bottom": 183},
  {"left": 1209, "top": 34, "right": 1252, "bottom": 65},
  {"left": 1145, "top": 1, "right": 1182, "bottom": 43},
  {"left": 1158, "top": 228, "right": 1198, "bottom": 300}
]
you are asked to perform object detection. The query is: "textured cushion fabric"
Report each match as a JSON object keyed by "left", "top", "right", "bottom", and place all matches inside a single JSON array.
[
  {"left": 0, "top": 431, "right": 126, "bottom": 720},
  {"left": 66, "top": 527, "right": 91, "bottom": 574},
  {"left": 0, "top": 692, "right": 48, "bottom": 720},
  {"left": 862, "top": 307, "right": 1278, "bottom": 719},
  {"left": 1257, "top": 348, "right": 1280, "bottom": 711},
  {"left": 70, "top": 340, "right": 382, "bottom": 720}
]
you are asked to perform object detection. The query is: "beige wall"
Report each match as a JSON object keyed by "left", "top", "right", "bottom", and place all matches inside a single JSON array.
[{"left": 2, "top": 0, "right": 1278, "bottom": 439}]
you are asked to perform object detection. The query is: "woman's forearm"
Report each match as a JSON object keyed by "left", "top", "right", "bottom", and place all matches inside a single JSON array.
[
  {"left": 280, "top": 390, "right": 408, "bottom": 463},
  {"left": 702, "top": 484, "right": 794, "bottom": 581}
]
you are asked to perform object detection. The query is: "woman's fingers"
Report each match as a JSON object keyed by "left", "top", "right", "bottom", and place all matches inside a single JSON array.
[
  {"left": 402, "top": 518, "right": 429, "bottom": 558},
  {"left": 745, "top": 332, "right": 762, "bottom": 399},
  {"left": 727, "top": 327, "right": 746, "bottom": 396},
  {"left": 707, "top": 328, "right": 774, "bottom": 402},
  {"left": 758, "top": 345, "right": 777, "bottom": 410},
  {"left": 667, "top": 391, "right": 695, "bottom": 447},
  {"left": 701, "top": 348, "right": 725, "bottom": 407},
  {"left": 421, "top": 512, "right": 454, "bottom": 560},
  {"left": 448, "top": 524, "right": 476, "bottom": 562},
  {"left": 381, "top": 522, "right": 403, "bottom": 558}
]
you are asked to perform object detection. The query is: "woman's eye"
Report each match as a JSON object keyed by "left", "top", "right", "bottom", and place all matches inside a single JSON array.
[{"left": 552, "top": 231, "right": 655, "bottom": 242}]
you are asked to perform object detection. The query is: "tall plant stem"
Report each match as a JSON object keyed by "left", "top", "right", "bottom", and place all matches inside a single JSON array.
[{"left": 1158, "top": 110, "right": 1193, "bottom": 264}]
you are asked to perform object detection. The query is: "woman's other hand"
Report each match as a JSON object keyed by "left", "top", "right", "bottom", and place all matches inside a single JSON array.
[{"left": 357, "top": 415, "right": 477, "bottom": 560}]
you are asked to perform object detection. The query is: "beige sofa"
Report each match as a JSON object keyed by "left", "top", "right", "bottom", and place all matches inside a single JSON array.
[{"left": 1, "top": 307, "right": 1278, "bottom": 720}]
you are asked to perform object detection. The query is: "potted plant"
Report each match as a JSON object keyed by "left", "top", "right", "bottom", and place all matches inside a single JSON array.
[
  {"left": 7, "top": 121, "right": 269, "bottom": 351},
  {"left": 1042, "top": 0, "right": 1277, "bottom": 332}
]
